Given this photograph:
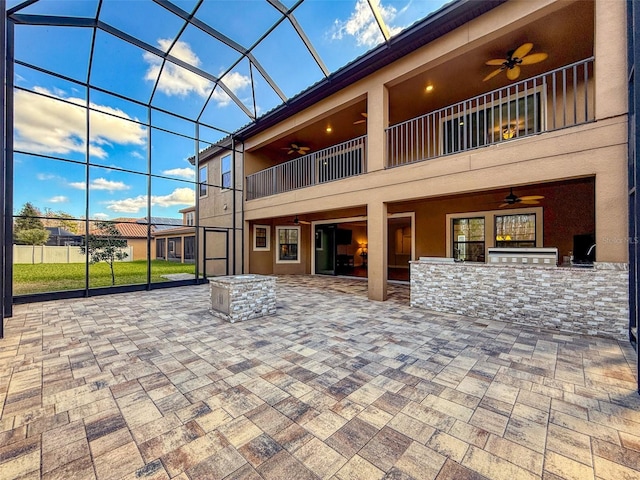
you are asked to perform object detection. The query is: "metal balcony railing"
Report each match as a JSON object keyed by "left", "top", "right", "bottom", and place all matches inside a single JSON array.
[
  {"left": 386, "top": 57, "right": 595, "bottom": 168},
  {"left": 246, "top": 135, "right": 367, "bottom": 200}
]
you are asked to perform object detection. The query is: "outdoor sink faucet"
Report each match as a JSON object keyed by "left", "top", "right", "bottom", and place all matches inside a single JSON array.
[{"left": 587, "top": 244, "right": 596, "bottom": 256}]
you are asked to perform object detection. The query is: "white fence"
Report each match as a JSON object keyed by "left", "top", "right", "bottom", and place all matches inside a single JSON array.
[{"left": 13, "top": 245, "right": 134, "bottom": 264}]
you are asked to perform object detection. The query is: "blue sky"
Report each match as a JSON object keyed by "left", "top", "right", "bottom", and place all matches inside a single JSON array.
[{"left": 8, "top": 0, "right": 450, "bottom": 220}]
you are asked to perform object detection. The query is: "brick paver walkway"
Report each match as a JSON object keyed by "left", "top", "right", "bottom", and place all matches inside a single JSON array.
[{"left": 0, "top": 275, "right": 638, "bottom": 479}]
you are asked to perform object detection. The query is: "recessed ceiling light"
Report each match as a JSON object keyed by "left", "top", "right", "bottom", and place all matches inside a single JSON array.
[
  {"left": 425, "top": 85, "right": 434, "bottom": 92},
  {"left": 326, "top": 126, "right": 333, "bottom": 133}
]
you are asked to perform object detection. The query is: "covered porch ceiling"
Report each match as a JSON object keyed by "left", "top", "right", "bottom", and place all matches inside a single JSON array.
[{"left": 251, "top": 0, "right": 594, "bottom": 160}]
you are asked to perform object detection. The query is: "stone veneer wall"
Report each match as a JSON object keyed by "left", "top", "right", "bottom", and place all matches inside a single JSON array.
[
  {"left": 210, "top": 274, "right": 276, "bottom": 323},
  {"left": 411, "top": 261, "right": 629, "bottom": 340}
]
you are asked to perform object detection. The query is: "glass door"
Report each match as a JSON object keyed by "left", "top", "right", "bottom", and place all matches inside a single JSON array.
[{"left": 315, "top": 225, "right": 336, "bottom": 275}]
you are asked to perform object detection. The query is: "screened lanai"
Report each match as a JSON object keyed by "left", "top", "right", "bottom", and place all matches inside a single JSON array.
[{"left": 0, "top": 0, "right": 455, "bottom": 336}]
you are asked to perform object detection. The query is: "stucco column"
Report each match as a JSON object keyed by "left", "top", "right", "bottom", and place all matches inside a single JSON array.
[
  {"left": 367, "top": 83, "right": 389, "bottom": 172},
  {"left": 367, "top": 200, "right": 388, "bottom": 301},
  {"left": 594, "top": 0, "right": 627, "bottom": 120},
  {"left": 595, "top": 147, "right": 628, "bottom": 263}
]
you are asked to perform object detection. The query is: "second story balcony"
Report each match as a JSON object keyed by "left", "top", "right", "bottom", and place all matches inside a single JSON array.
[
  {"left": 386, "top": 58, "right": 594, "bottom": 167},
  {"left": 246, "top": 136, "right": 367, "bottom": 200},
  {"left": 246, "top": 58, "right": 594, "bottom": 201}
]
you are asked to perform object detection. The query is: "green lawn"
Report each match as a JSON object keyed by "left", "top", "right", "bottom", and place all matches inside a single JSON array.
[{"left": 13, "top": 260, "right": 197, "bottom": 295}]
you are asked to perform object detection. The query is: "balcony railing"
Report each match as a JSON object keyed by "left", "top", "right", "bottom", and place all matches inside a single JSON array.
[
  {"left": 386, "top": 57, "right": 595, "bottom": 168},
  {"left": 246, "top": 135, "right": 367, "bottom": 200}
]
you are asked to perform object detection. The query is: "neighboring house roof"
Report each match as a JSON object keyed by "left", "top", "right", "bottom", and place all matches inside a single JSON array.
[
  {"left": 136, "top": 217, "right": 184, "bottom": 227},
  {"left": 45, "top": 226, "right": 78, "bottom": 237},
  {"left": 90, "top": 216, "right": 188, "bottom": 238},
  {"left": 152, "top": 226, "right": 195, "bottom": 237},
  {"left": 114, "top": 223, "right": 151, "bottom": 238}
]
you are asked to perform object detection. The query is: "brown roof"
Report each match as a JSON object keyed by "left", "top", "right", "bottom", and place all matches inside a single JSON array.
[
  {"left": 90, "top": 222, "right": 153, "bottom": 238},
  {"left": 152, "top": 226, "right": 194, "bottom": 237}
]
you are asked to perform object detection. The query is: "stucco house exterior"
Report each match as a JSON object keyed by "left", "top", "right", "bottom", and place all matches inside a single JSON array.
[{"left": 197, "top": 0, "right": 627, "bottom": 307}]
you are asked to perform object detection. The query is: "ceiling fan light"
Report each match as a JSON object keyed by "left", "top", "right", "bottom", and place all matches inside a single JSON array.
[{"left": 502, "top": 126, "right": 517, "bottom": 140}]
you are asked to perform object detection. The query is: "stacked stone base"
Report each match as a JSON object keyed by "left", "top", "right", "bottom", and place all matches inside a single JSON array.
[
  {"left": 210, "top": 275, "right": 276, "bottom": 323},
  {"left": 411, "top": 261, "right": 628, "bottom": 340}
]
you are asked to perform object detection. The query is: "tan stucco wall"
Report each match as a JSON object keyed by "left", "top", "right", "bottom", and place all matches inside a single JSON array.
[{"left": 200, "top": 0, "right": 628, "bottom": 301}]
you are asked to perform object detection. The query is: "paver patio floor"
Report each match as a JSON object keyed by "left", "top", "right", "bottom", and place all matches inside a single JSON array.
[{"left": 1, "top": 275, "right": 639, "bottom": 479}]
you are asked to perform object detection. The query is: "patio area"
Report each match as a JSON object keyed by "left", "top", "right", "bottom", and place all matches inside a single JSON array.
[{"left": 0, "top": 275, "right": 639, "bottom": 480}]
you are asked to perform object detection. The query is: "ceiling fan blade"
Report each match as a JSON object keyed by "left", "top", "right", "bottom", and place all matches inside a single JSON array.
[
  {"left": 483, "top": 68, "right": 503, "bottom": 82},
  {"left": 485, "top": 59, "right": 506, "bottom": 66},
  {"left": 519, "top": 195, "right": 544, "bottom": 200},
  {"left": 499, "top": 203, "right": 510, "bottom": 208},
  {"left": 520, "top": 200, "right": 540, "bottom": 205},
  {"left": 287, "top": 150, "right": 295, "bottom": 154},
  {"left": 520, "top": 52, "right": 548, "bottom": 65},
  {"left": 506, "top": 66, "right": 521, "bottom": 80},
  {"left": 290, "top": 143, "right": 299, "bottom": 149},
  {"left": 354, "top": 119, "right": 366, "bottom": 124},
  {"left": 361, "top": 112, "right": 368, "bottom": 118},
  {"left": 512, "top": 42, "right": 533, "bottom": 59}
]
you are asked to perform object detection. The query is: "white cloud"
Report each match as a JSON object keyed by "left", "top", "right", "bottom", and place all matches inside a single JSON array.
[
  {"left": 144, "top": 39, "right": 251, "bottom": 107},
  {"left": 37, "top": 173, "right": 57, "bottom": 181},
  {"left": 144, "top": 39, "right": 213, "bottom": 98},
  {"left": 131, "top": 151, "right": 145, "bottom": 160},
  {"left": 14, "top": 88, "right": 146, "bottom": 159},
  {"left": 211, "top": 71, "right": 251, "bottom": 107},
  {"left": 162, "top": 167, "right": 195, "bottom": 180},
  {"left": 92, "top": 213, "right": 110, "bottom": 220},
  {"left": 331, "top": 0, "right": 403, "bottom": 47},
  {"left": 103, "top": 187, "right": 195, "bottom": 213},
  {"left": 48, "top": 196, "right": 69, "bottom": 203},
  {"left": 69, "top": 178, "right": 130, "bottom": 193}
]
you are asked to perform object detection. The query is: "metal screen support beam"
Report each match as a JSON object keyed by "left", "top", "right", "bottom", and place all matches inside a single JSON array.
[
  {"left": 367, "top": 0, "right": 391, "bottom": 44},
  {"left": 266, "top": 0, "right": 329, "bottom": 78},
  {"left": 3, "top": 16, "right": 14, "bottom": 321},
  {"left": 628, "top": 0, "right": 640, "bottom": 395},
  {"left": 1, "top": 0, "right": 6, "bottom": 332}
]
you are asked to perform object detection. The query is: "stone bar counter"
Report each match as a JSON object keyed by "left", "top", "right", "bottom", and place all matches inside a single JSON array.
[
  {"left": 410, "top": 258, "right": 628, "bottom": 340},
  {"left": 210, "top": 274, "right": 276, "bottom": 323}
]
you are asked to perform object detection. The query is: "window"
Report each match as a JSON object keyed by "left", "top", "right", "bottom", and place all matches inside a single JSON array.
[
  {"left": 276, "top": 226, "right": 300, "bottom": 263},
  {"left": 442, "top": 90, "right": 543, "bottom": 155},
  {"left": 452, "top": 217, "right": 485, "bottom": 262},
  {"left": 221, "top": 154, "right": 231, "bottom": 189},
  {"left": 253, "top": 225, "right": 270, "bottom": 251},
  {"left": 447, "top": 207, "right": 542, "bottom": 263},
  {"left": 185, "top": 211, "right": 194, "bottom": 226},
  {"left": 199, "top": 166, "right": 208, "bottom": 197},
  {"left": 495, "top": 214, "right": 536, "bottom": 248}
]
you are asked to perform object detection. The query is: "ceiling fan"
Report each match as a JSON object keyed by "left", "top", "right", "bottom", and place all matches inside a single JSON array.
[
  {"left": 353, "top": 112, "right": 367, "bottom": 125},
  {"left": 483, "top": 43, "right": 548, "bottom": 82},
  {"left": 281, "top": 143, "right": 310, "bottom": 155},
  {"left": 293, "top": 215, "right": 310, "bottom": 225},
  {"left": 499, "top": 188, "right": 544, "bottom": 208}
]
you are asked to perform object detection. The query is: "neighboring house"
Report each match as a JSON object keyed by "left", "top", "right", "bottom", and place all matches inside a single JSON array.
[
  {"left": 44, "top": 227, "right": 82, "bottom": 247},
  {"left": 196, "top": 0, "right": 627, "bottom": 305},
  {"left": 152, "top": 207, "right": 197, "bottom": 263}
]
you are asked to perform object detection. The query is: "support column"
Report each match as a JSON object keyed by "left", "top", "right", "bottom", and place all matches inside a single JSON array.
[
  {"left": 594, "top": 0, "right": 627, "bottom": 120},
  {"left": 367, "top": 200, "right": 387, "bottom": 301},
  {"left": 366, "top": 83, "right": 389, "bottom": 172},
  {"left": 595, "top": 149, "right": 628, "bottom": 263}
]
